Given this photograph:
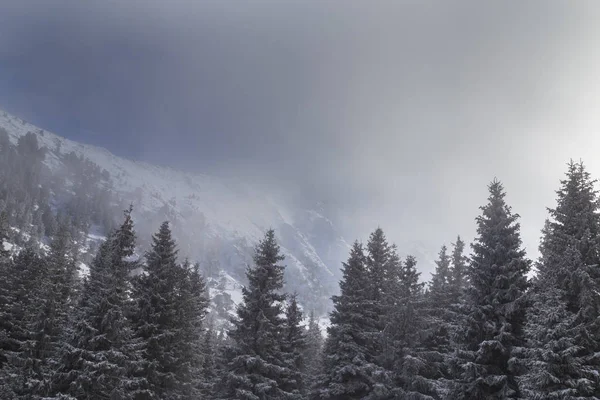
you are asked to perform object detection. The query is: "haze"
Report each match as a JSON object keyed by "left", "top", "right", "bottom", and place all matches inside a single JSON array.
[{"left": 2, "top": 1, "right": 600, "bottom": 268}]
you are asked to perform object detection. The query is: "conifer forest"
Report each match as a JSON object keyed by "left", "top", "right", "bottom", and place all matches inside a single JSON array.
[
  {"left": 2, "top": 122, "right": 600, "bottom": 399},
  {"left": 2, "top": 2, "right": 600, "bottom": 399}
]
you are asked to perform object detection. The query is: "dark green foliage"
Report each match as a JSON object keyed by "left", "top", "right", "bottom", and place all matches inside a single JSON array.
[
  {"left": 449, "top": 236, "right": 468, "bottom": 306},
  {"left": 314, "top": 241, "right": 379, "bottom": 400},
  {"left": 519, "top": 161, "right": 600, "bottom": 398},
  {"left": 0, "top": 129, "right": 119, "bottom": 244},
  {"left": 452, "top": 180, "right": 530, "bottom": 399},
  {"left": 26, "top": 226, "right": 79, "bottom": 396},
  {"left": 387, "top": 255, "right": 439, "bottom": 399},
  {"left": 217, "top": 229, "right": 297, "bottom": 400},
  {"left": 516, "top": 284, "right": 583, "bottom": 399},
  {"left": 133, "top": 222, "right": 209, "bottom": 399},
  {"left": 282, "top": 294, "right": 307, "bottom": 396},
  {"left": 0, "top": 247, "right": 46, "bottom": 398},
  {"left": 304, "top": 310, "right": 324, "bottom": 387},
  {"left": 176, "top": 260, "right": 210, "bottom": 398},
  {"left": 50, "top": 208, "right": 139, "bottom": 399},
  {"left": 200, "top": 317, "right": 219, "bottom": 396},
  {"left": 0, "top": 225, "right": 79, "bottom": 399},
  {"left": 0, "top": 211, "right": 9, "bottom": 259}
]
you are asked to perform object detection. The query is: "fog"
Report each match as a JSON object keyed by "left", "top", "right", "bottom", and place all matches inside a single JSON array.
[{"left": 2, "top": 1, "right": 600, "bottom": 265}]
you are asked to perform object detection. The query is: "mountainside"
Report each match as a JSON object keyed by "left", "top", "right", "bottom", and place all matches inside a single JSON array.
[{"left": 0, "top": 109, "right": 350, "bottom": 316}]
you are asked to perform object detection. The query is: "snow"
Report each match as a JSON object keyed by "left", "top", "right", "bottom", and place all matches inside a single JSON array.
[{"left": 0, "top": 108, "right": 348, "bottom": 320}]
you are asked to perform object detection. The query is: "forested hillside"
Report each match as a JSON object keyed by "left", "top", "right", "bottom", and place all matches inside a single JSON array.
[
  {"left": 3, "top": 109, "right": 600, "bottom": 398},
  {"left": 2, "top": 159, "right": 600, "bottom": 399},
  {"left": 0, "top": 109, "right": 351, "bottom": 320}
]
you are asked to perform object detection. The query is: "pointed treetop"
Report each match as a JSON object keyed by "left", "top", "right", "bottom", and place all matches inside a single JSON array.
[{"left": 255, "top": 228, "right": 285, "bottom": 266}]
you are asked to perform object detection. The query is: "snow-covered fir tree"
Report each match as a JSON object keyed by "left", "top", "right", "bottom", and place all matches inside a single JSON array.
[
  {"left": 216, "top": 229, "right": 298, "bottom": 400},
  {"left": 449, "top": 236, "right": 468, "bottom": 306},
  {"left": 0, "top": 247, "right": 46, "bottom": 398},
  {"left": 0, "top": 211, "right": 9, "bottom": 259},
  {"left": 133, "top": 221, "right": 210, "bottom": 399},
  {"left": 200, "top": 316, "right": 219, "bottom": 397},
  {"left": 313, "top": 241, "right": 379, "bottom": 400},
  {"left": 24, "top": 225, "right": 78, "bottom": 397},
  {"left": 516, "top": 276, "right": 582, "bottom": 398},
  {"left": 388, "top": 255, "right": 440, "bottom": 399},
  {"left": 50, "top": 208, "right": 140, "bottom": 399},
  {"left": 175, "top": 260, "right": 210, "bottom": 398},
  {"left": 416, "top": 245, "right": 456, "bottom": 397},
  {"left": 451, "top": 179, "right": 530, "bottom": 399},
  {"left": 282, "top": 294, "right": 307, "bottom": 397},
  {"left": 304, "top": 310, "right": 324, "bottom": 389},
  {"left": 520, "top": 161, "right": 600, "bottom": 397}
]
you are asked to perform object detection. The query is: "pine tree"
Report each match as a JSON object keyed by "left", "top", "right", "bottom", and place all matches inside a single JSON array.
[
  {"left": 304, "top": 310, "right": 324, "bottom": 387},
  {"left": 313, "top": 241, "right": 379, "bottom": 400},
  {"left": 0, "top": 247, "right": 46, "bottom": 398},
  {"left": 449, "top": 236, "right": 468, "bottom": 306},
  {"left": 388, "top": 255, "right": 439, "bottom": 399},
  {"left": 516, "top": 281, "right": 582, "bottom": 398},
  {"left": 538, "top": 161, "right": 600, "bottom": 302},
  {"left": 50, "top": 208, "right": 140, "bottom": 399},
  {"left": 417, "top": 245, "right": 455, "bottom": 398},
  {"left": 216, "top": 229, "right": 295, "bottom": 400},
  {"left": 175, "top": 260, "right": 210, "bottom": 398},
  {"left": 365, "top": 228, "right": 399, "bottom": 397},
  {"left": 521, "top": 161, "right": 600, "bottom": 397},
  {"left": 0, "top": 211, "right": 15, "bottom": 372},
  {"left": 429, "top": 245, "right": 452, "bottom": 299},
  {"left": 133, "top": 221, "right": 193, "bottom": 399},
  {"left": 200, "top": 316, "right": 219, "bottom": 397},
  {"left": 452, "top": 180, "right": 530, "bottom": 399},
  {"left": 282, "top": 294, "right": 307, "bottom": 397},
  {"left": 0, "top": 211, "right": 9, "bottom": 259}
]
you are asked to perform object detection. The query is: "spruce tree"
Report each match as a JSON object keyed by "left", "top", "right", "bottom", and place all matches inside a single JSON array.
[
  {"left": 0, "top": 211, "right": 9, "bottom": 259},
  {"left": 23, "top": 226, "right": 78, "bottom": 397},
  {"left": 282, "top": 294, "right": 307, "bottom": 397},
  {"left": 133, "top": 221, "right": 193, "bottom": 399},
  {"left": 0, "top": 213, "right": 15, "bottom": 371},
  {"left": 522, "top": 161, "right": 600, "bottom": 397},
  {"left": 449, "top": 236, "right": 468, "bottom": 306},
  {"left": 389, "top": 255, "right": 439, "bottom": 399},
  {"left": 0, "top": 247, "right": 46, "bottom": 398},
  {"left": 200, "top": 316, "right": 219, "bottom": 397},
  {"left": 418, "top": 245, "right": 455, "bottom": 397},
  {"left": 0, "top": 230, "right": 77, "bottom": 398},
  {"left": 313, "top": 241, "right": 378, "bottom": 400},
  {"left": 175, "top": 260, "right": 210, "bottom": 398},
  {"left": 452, "top": 180, "right": 530, "bottom": 399},
  {"left": 516, "top": 281, "right": 582, "bottom": 398},
  {"left": 304, "top": 310, "right": 324, "bottom": 387},
  {"left": 429, "top": 245, "right": 452, "bottom": 308},
  {"left": 50, "top": 208, "right": 140, "bottom": 399},
  {"left": 365, "top": 228, "right": 400, "bottom": 397},
  {"left": 216, "top": 229, "right": 295, "bottom": 400}
]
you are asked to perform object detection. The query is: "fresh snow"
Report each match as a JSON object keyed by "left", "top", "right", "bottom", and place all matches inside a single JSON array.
[{"left": 0, "top": 109, "right": 349, "bottom": 317}]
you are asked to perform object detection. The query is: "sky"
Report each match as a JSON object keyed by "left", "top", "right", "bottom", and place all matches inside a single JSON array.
[{"left": 2, "top": 1, "right": 600, "bottom": 264}]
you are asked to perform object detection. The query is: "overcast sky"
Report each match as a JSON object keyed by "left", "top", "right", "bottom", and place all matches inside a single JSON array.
[{"left": 2, "top": 1, "right": 600, "bottom": 263}]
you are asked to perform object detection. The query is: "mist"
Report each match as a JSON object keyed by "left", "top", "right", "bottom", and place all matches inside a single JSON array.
[{"left": 3, "top": 1, "right": 600, "bottom": 264}]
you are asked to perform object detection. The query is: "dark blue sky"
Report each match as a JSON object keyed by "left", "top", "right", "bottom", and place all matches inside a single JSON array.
[
  {"left": 0, "top": 1, "right": 329, "bottom": 174},
  {"left": 1, "top": 1, "right": 599, "bottom": 251}
]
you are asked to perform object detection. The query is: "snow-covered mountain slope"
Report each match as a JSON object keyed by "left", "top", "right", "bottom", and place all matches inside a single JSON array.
[{"left": 0, "top": 109, "right": 350, "bottom": 314}]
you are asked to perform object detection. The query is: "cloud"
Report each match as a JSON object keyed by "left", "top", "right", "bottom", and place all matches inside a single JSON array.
[{"left": 2, "top": 1, "right": 600, "bottom": 267}]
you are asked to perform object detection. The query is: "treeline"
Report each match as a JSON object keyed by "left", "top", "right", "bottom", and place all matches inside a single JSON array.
[
  {"left": 0, "top": 207, "right": 324, "bottom": 399},
  {"left": 1, "top": 159, "right": 600, "bottom": 399},
  {"left": 0, "top": 208, "right": 211, "bottom": 398},
  {"left": 0, "top": 127, "right": 120, "bottom": 247},
  {"left": 314, "top": 161, "right": 600, "bottom": 399}
]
